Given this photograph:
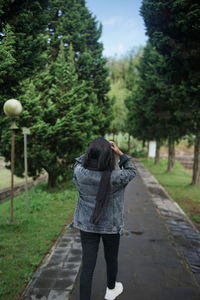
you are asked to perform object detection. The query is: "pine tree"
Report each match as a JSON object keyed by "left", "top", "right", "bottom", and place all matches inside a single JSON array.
[
  {"left": 0, "top": 24, "right": 16, "bottom": 142},
  {"left": 1, "top": 41, "right": 99, "bottom": 187},
  {"left": 47, "top": 0, "right": 111, "bottom": 134},
  {"left": 1, "top": 0, "right": 111, "bottom": 187},
  {"left": 0, "top": 0, "right": 48, "bottom": 95},
  {"left": 36, "top": 41, "right": 99, "bottom": 186},
  {"left": 126, "top": 42, "right": 185, "bottom": 170},
  {"left": 0, "top": 0, "right": 48, "bottom": 145},
  {"left": 141, "top": 0, "right": 200, "bottom": 184}
]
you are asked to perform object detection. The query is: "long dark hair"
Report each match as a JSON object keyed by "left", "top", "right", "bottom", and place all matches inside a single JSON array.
[
  {"left": 83, "top": 137, "right": 115, "bottom": 224},
  {"left": 83, "top": 137, "right": 115, "bottom": 171}
]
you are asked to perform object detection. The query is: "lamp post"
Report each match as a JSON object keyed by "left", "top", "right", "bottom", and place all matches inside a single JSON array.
[
  {"left": 3, "top": 99, "right": 23, "bottom": 222},
  {"left": 22, "top": 127, "right": 31, "bottom": 214}
]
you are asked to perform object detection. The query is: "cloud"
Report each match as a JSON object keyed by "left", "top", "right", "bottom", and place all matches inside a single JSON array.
[
  {"left": 126, "top": 19, "right": 136, "bottom": 28},
  {"left": 116, "top": 43, "right": 126, "bottom": 54},
  {"left": 126, "top": 18, "right": 142, "bottom": 30},
  {"left": 102, "top": 17, "right": 119, "bottom": 26},
  {"left": 103, "top": 43, "right": 126, "bottom": 57}
]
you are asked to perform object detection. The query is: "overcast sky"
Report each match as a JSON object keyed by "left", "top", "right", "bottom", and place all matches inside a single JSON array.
[{"left": 86, "top": 0, "right": 148, "bottom": 57}]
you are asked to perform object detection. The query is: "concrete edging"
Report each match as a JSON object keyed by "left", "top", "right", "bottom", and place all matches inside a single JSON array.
[
  {"left": 20, "top": 227, "right": 82, "bottom": 300},
  {"left": 0, "top": 174, "right": 47, "bottom": 203}
]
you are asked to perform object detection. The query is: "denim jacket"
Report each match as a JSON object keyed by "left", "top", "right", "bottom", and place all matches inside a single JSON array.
[{"left": 68, "top": 153, "right": 137, "bottom": 235}]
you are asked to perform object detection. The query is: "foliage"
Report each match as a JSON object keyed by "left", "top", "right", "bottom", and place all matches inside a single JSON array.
[
  {"left": 140, "top": 0, "right": 200, "bottom": 133},
  {"left": 0, "top": 24, "right": 15, "bottom": 83},
  {"left": 0, "top": 0, "right": 112, "bottom": 187},
  {"left": 141, "top": 0, "right": 200, "bottom": 182},
  {"left": 107, "top": 81, "right": 128, "bottom": 135},
  {"left": 107, "top": 48, "right": 143, "bottom": 137},
  {"left": 130, "top": 144, "right": 147, "bottom": 158},
  {"left": 2, "top": 41, "right": 100, "bottom": 186},
  {"left": 0, "top": 0, "right": 48, "bottom": 94},
  {"left": 107, "top": 56, "right": 129, "bottom": 83},
  {"left": 0, "top": 0, "right": 49, "bottom": 140},
  {"left": 105, "top": 132, "right": 148, "bottom": 157},
  {"left": 47, "top": 0, "right": 111, "bottom": 135},
  {"left": 0, "top": 179, "right": 76, "bottom": 300},
  {"left": 125, "top": 41, "right": 184, "bottom": 142}
]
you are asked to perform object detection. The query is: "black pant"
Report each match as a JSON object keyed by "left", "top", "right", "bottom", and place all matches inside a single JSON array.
[{"left": 79, "top": 230, "right": 120, "bottom": 300}]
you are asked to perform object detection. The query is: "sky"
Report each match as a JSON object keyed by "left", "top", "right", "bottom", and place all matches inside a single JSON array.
[{"left": 86, "top": 0, "right": 148, "bottom": 58}]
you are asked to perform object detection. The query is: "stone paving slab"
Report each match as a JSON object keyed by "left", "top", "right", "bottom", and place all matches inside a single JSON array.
[{"left": 21, "top": 227, "right": 82, "bottom": 300}]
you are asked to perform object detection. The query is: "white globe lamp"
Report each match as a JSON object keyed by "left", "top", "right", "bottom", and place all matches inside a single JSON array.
[
  {"left": 3, "top": 99, "right": 23, "bottom": 222},
  {"left": 3, "top": 99, "right": 23, "bottom": 117}
]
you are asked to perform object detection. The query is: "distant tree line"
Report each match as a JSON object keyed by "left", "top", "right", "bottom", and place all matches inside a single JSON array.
[
  {"left": 106, "top": 48, "right": 143, "bottom": 151},
  {"left": 0, "top": 0, "right": 111, "bottom": 187},
  {"left": 125, "top": 0, "right": 200, "bottom": 185}
]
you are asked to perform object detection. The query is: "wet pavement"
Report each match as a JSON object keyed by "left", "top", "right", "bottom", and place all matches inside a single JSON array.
[{"left": 21, "top": 159, "right": 200, "bottom": 300}]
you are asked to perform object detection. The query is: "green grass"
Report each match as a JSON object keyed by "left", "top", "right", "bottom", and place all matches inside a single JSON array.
[
  {"left": 140, "top": 158, "right": 200, "bottom": 230},
  {"left": 0, "top": 168, "right": 26, "bottom": 190},
  {"left": 0, "top": 174, "right": 77, "bottom": 300}
]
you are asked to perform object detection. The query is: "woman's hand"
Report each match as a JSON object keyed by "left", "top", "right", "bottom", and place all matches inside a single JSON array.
[{"left": 109, "top": 141, "right": 124, "bottom": 156}]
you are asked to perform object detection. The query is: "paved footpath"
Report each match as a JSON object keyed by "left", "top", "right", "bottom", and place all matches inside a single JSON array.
[
  {"left": 22, "top": 160, "right": 200, "bottom": 300},
  {"left": 70, "top": 161, "right": 200, "bottom": 300}
]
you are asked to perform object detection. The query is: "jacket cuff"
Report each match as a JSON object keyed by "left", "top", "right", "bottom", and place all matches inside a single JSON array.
[{"left": 118, "top": 154, "right": 130, "bottom": 168}]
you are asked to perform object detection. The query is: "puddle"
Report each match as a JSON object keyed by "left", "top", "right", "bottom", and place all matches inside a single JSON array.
[
  {"left": 131, "top": 231, "right": 143, "bottom": 235},
  {"left": 122, "top": 230, "right": 143, "bottom": 236}
]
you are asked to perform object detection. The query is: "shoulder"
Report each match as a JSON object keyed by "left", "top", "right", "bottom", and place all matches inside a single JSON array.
[
  {"left": 74, "top": 153, "right": 86, "bottom": 165},
  {"left": 73, "top": 157, "right": 101, "bottom": 185}
]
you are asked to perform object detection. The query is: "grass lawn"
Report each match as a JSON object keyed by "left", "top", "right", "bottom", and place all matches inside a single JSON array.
[
  {"left": 0, "top": 168, "right": 26, "bottom": 190},
  {"left": 0, "top": 172, "right": 77, "bottom": 300},
  {"left": 139, "top": 158, "right": 200, "bottom": 231}
]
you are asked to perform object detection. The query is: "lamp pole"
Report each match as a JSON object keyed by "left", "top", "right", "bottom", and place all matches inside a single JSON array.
[
  {"left": 3, "top": 99, "right": 23, "bottom": 222},
  {"left": 10, "top": 122, "right": 18, "bottom": 222},
  {"left": 22, "top": 127, "right": 31, "bottom": 214}
]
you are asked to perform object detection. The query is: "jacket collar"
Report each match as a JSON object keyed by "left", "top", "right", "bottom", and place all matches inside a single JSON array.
[{"left": 75, "top": 153, "right": 86, "bottom": 164}]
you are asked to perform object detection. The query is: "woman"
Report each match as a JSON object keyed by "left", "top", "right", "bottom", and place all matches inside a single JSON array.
[{"left": 68, "top": 137, "right": 137, "bottom": 300}]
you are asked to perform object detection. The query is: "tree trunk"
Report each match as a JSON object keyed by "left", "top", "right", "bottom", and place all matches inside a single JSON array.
[
  {"left": 142, "top": 140, "right": 146, "bottom": 149},
  {"left": 192, "top": 134, "right": 200, "bottom": 185},
  {"left": 154, "top": 140, "right": 161, "bottom": 164},
  {"left": 48, "top": 172, "right": 57, "bottom": 188},
  {"left": 167, "top": 136, "right": 175, "bottom": 172},
  {"left": 128, "top": 133, "right": 131, "bottom": 153}
]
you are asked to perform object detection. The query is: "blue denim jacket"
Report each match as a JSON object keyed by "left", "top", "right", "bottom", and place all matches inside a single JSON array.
[{"left": 68, "top": 153, "right": 137, "bottom": 235}]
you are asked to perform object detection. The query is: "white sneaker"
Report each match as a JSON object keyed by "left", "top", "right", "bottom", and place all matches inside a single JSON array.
[{"left": 104, "top": 282, "right": 123, "bottom": 300}]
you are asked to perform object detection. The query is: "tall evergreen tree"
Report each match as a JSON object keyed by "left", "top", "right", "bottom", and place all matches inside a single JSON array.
[
  {"left": 141, "top": 0, "right": 200, "bottom": 184},
  {"left": 1, "top": 0, "right": 111, "bottom": 187},
  {"left": 47, "top": 0, "right": 111, "bottom": 134},
  {"left": 126, "top": 42, "right": 185, "bottom": 170},
  {"left": 0, "top": 0, "right": 48, "bottom": 95},
  {"left": 0, "top": 0, "right": 48, "bottom": 140},
  {"left": 1, "top": 41, "right": 98, "bottom": 187}
]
